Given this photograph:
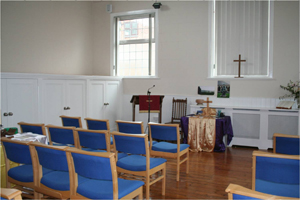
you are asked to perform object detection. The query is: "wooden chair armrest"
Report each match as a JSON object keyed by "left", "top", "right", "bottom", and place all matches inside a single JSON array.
[{"left": 1, "top": 188, "right": 22, "bottom": 200}]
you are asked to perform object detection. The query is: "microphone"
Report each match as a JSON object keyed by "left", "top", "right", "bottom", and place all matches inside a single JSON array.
[{"left": 147, "top": 85, "right": 155, "bottom": 94}]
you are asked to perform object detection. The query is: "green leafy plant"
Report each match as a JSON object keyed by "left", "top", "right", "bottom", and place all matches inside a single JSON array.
[{"left": 280, "top": 80, "right": 299, "bottom": 101}]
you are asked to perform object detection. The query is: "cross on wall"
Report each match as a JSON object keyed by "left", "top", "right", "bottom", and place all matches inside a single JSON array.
[{"left": 233, "top": 54, "right": 246, "bottom": 78}]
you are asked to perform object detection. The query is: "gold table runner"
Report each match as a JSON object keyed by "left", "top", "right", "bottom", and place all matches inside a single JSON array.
[{"left": 188, "top": 117, "right": 216, "bottom": 152}]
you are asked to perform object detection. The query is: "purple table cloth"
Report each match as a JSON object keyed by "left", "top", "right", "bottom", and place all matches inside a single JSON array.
[{"left": 180, "top": 115, "right": 233, "bottom": 152}]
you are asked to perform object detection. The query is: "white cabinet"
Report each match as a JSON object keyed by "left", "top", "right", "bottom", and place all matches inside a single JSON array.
[
  {"left": 42, "top": 80, "right": 86, "bottom": 126},
  {"left": 1, "top": 79, "right": 39, "bottom": 128},
  {"left": 87, "top": 80, "right": 120, "bottom": 131}
]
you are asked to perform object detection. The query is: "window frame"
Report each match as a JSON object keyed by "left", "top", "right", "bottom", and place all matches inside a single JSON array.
[
  {"left": 110, "top": 9, "right": 159, "bottom": 78},
  {"left": 208, "top": 0, "right": 274, "bottom": 80}
]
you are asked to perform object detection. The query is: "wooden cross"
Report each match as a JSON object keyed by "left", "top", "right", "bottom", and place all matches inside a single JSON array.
[
  {"left": 234, "top": 54, "right": 246, "bottom": 78},
  {"left": 203, "top": 97, "right": 212, "bottom": 110}
]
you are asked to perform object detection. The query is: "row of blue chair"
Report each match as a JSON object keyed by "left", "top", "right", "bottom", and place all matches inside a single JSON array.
[{"left": 1, "top": 138, "right": 144, "bottom": 200}]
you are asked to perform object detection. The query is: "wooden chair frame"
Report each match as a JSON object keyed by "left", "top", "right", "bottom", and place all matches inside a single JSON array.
[
  {"left": 0, "top": 188, "right": 22, "bottom": 200},
  {"left": 273, "top": 133, "right": 300, "bottom": 154},
  {"left": 115, "top": 120, "right": 144, "bottom": 133},
  {"left": 60, "top": 115, "right": 82, "bottom": 128},
  {"left": 111, "top": 131, "right": 166, "bottom": 199},
  {"left": 226, "top": 184, "right": 298, "bottom": 200},
  {"left": 148, "top": 123, "right": 189, "bottom": 182},
  {"left": 252, "top": 150, "right": 300, "bottom": 192},
  {"left": 17, "top": 122, "right": 47, "bottom": 136},
  {"left": 74, "top": 128, "right": 111, "bottom": 152},
  {"left": 84, "top": 118, "right": 110, "bottom": 131},
  {"left": 45, "top": 124, "right": 78, "bottom": 147},
  {"left": 166, "top": 98, "right": 187, "bottom": 124},
  {"left": 1, "top": 138, "right": 35, "bottom": 199},
  {"left": 65, "top": 148, "right": 143, "bottom": 200},
  {"left": 29, "top": 142, "right": 71, "bottom": 200}
]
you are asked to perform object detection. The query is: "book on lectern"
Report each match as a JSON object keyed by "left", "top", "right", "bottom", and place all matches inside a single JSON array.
[{"left": 276, "top": 101, "right": 295, "bottom": 109}]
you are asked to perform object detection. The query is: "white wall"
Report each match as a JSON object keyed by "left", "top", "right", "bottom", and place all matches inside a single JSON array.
[
  {"left": 92, "top": 1, "right": 298, "bottom": 98},
  {"left": 1, "top": 2, "right": 94, "bottom": 75},
  {"left": 1, "top": 1, "right": 299, "bottom": 99}
]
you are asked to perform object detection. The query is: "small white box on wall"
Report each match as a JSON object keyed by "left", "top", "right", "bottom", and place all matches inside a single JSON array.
[{"left": 106, "top": 4, "right": 112, "bottom": 13}]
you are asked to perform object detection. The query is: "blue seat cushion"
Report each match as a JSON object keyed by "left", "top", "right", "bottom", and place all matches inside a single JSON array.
[
  {"left": 41, "top": 171, "right": 87, "bottom": 191},
  {"left": 152, "top": 142, "right": 189, "bottom": 153},
  {"left": 117, "top": 155, "right": 166, "bottom": 171},
  {"left": 8, "top": 165, "right": 52, "bottom": 183},
  {"left": 77, "top": 178, "right": 144, "bottom": 199},
  {"left": 232, "top": 194, "right": 260, "bottom": 200}
]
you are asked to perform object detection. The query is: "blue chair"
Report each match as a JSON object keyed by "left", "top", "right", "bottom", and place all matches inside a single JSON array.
[
  {"left": 18, "top": 122, "right": 47, "bottom": 136},
  {"left": 29, "top": 142, "right": 84, "bottom": 199},
  {"left": 60, "top": 115, "right": 82, "bottom": 128},
  {"left": 1, "top": 138, "right": 51, "bottom": 199},
  {"left": 252, "top": 151, "right": 300, "bottom": 198},
  {"left": 66, "top": 148, "right": 144, "bottom": 199},
  {"left": 148, "top": 123, "right": 189, "bottom": 182},
  {"left": 0, "top": 188, "right": 22, "bottom": 200},
  {"left": 85, "top": 118, "right": 110, "bottom": 131},
  {"left": 225, "top": 184, "right": 298, "bottom": 200},
  {"left": 273, "top": 133, "right": 300, "bottom": 155},
  {"left": 116, "top": 120, "right": 144, "bottom": 134},
  {"left": 46, "top": 125, "right": 77, "bottom": 147},
  {"left": 111, "top": 131, "right": 167, "bottom": 199},
  {"left": 75, "top": 128, "right": 127, "bottom": 160}
]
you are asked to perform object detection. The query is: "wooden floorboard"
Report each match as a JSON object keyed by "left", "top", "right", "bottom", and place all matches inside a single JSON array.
[{"left": 149, "top": 146, "right": 268, "bottom": 199}]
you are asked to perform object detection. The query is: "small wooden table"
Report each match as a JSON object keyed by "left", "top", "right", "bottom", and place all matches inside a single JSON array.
[{"left": 130, "top": 95, "right": 164, "bottom": 123}]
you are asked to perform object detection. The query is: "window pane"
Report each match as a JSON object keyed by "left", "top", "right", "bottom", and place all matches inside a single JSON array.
[
  {"left": 213, "top": 1, "right": 271, "bottom": 76},
  {"left": 115, "top": 13, "right": 156, "bottom": 77}
]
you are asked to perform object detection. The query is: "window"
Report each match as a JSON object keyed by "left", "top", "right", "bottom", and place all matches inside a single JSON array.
[
  {"left": 111, "top": 10, "right": 157, "bottom": 77},
  {"left": 209, "top": 0, "right": 273, "bottom": 78}
]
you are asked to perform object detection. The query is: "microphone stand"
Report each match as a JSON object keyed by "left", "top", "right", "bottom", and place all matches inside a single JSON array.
[{"left": 147, "top": 89, "right": 151, "bottom": 124}]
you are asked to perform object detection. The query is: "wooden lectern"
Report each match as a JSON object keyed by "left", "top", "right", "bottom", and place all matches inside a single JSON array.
[{"left": 130, "top": 95, "right": 164, "bottom": 123}]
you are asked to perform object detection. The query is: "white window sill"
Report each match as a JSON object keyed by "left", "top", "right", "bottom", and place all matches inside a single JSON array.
[
  {"left": 116, "top": 76, "right": 160, "bottom": 80},
  {"left": 207, "top": 76, "right": 275, "bottom": 80}
]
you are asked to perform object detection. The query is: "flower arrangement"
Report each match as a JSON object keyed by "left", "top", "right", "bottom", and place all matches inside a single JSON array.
[{"left": 279, "top": 80, "right": 299, "bottom": 101}]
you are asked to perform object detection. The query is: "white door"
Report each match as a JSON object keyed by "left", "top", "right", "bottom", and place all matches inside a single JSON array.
[
  {"left": 87, "top": 81, "right": 105, "bottom": 119},
  {"left": 66, "top": 80, "right": 86, "bottom": 118},
  {"left": 42, "top": 80, "right": 65, "bottom": 126},
  {"left": 1, "top": 79, "right": 39, "bottom": 128},
  {"left": 105, "top": 81, "right": 120, "bottom": 131}
]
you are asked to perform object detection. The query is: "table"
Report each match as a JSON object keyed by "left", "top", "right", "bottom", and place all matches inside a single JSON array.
[{"left": 181, "top": 115, "right": 233, "bottom": 152}]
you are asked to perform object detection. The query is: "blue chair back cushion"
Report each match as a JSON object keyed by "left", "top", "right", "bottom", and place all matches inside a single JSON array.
[
  {"left": 150, "top": 125, "right": 177, "bottom": 141},
  {"left": 48, "top": 127, "right": 74, "bottom": 145},
  {"left": 71, "top": 153, "right": 112, "bottom": 180},
  {"left": 255, "top": 156, "right": 300, "bottom": 198},
  {"left": 152, "top": 142, "right": 189, "bottom": 153},
  {"left": 77, "top": 130, "right": 107, "bottom": 150},
  {"left": 35, "top": 146, "right": 69, "bottom": 171},
  {"left": 117, "top": 155, "right": 166, "bottom": 171},
  {"left": 232, "top": 194, "right": 260, "bottom": 200},
  {"left": 21, "top": 125, "right": 44, "bottom": 135},
  {"left": 87, "top": 120, "right": 108, "bottom": 130},
  {"left": 2, "top": 142, "right": 32, "bottom": 164},
  {"left": 62, "top": 118, "right": 80, "bottom": 128},
  {"left": 114, "top": 135, "right": 146, "bottom": 155},
  {"left": 276, "top": 137, "right": 300, "bottom": 155},
  {"left": 77, "top": 178, "right": 144, "bottom": 199},
  {"left": 118, "top": 123, "right": 142, "bottom": 134}
]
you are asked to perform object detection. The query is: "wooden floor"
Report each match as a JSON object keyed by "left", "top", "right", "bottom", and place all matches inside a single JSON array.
[{"left": 149, "top": 146, "right": 265, "bottom": 199}]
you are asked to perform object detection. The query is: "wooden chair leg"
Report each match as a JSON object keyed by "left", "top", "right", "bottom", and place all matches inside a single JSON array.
[
  {"left": 186, "top": 152, "right": 189, "bottom": 174},
  {"left": 146, "top": 176, "right": 150, "bottom": 199},
  {"left": 162, "top": 166, "right": 166, "bottom": 196},
  {"left": 176, "top": 156, "right": 180, "bottom": 182}
]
